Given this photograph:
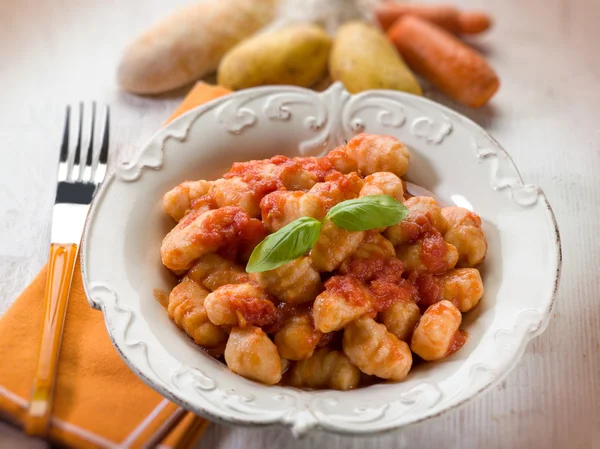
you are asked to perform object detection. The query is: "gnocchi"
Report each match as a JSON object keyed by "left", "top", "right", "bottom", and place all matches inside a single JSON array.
[
  {"left": 187, "top": 253, "right": 250, "bottom": 291},
  {"left": 225, "top": 326, "right": 282, "bottom": 385},
  {"left": 163, "top": 180, "right": 214, "bottom": 221},
  {"left": 210, "top": 177, "right": 263, "bottom": 218},
  {"left": 310, "top": 220, "right": 364, "bottom": 272},
  {"left": 342, "top": 133, "right": 410, "bottom": 177},
  {"left": 438, "top": 268, "right": 484, "bottom": 312},
  {"left": 442, "top": 207, "right": 487, "bottom": 267},
  {"left": 274, "top": 313, "right": 322, "bottom": 360},
  {"left": 204, "top": 283, "right": 277, "bottom": 327},
  {"left": 411, "top": 300, "right": 463, "bottom": 361},
  {"left": 384, "top": 196, "right": 447, "bottom": 245},
  {"left": 379, "top": 300, "right": 421, "bottom": 341},
  {"left": 260, "top": 191, "right": 326, "bottom": 232},
  {"left": 395, "top": 234, "right": 459, "bottom": 274},
  {"left": 309, "top": 172, "right": 363, "bottom": 210},
  {"left": 159, "top": 133, "right": 486, "bottom": 389},
  {"left": 326, "top": 146, "right": 359, "bottom": 174},
  {"left": 160, "top": 207, "right": 265, "bottom": 271},
  {"left": 343, "top": 317, "right": 413, "bottom": 380},
  {"left": 312, "top": 276, "right": 374, "bottom": 333},
  {"left": 359, "top": 172, "right": 404, "bottom": 201},
  {"left": 168, "top": 279, "right": 227, "bottom": 346},
  {"left": 343, "top": 231, "right": 395, "bottom": 261},
  {"left": 288, "top": 348, "right": 360, "bottom": 390},
  {"left": 250, "top": 256, "right": 322, "bottom": 304}
]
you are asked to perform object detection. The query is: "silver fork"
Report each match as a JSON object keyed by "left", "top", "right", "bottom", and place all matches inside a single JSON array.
[{"left": 25, "top": 103, "right": 111, "bottom": 437}]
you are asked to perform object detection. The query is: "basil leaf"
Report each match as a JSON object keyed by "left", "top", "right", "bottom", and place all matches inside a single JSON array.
[
  {"left": 246, "top": 217, "right": 323, "bottom": 273},
  {"left": 326, "top": 195, "right": 408, "bottom": 231}
]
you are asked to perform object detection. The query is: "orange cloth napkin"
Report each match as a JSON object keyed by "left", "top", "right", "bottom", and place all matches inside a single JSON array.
[{"left": 0, "top": 82, "right": 231, "bottom": 449}]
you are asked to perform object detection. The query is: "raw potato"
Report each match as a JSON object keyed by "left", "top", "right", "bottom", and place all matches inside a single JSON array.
[
  {"left": 217, "top": 24, "right": 332, "bottom": 90},
  {"left": 329, "top": 21, "right": 421, "bottom": 95},
  {"left": 117, "top": 0, "right": 277, "bottom": 95}
]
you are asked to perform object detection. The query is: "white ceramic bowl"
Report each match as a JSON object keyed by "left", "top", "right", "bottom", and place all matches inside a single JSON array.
[{"left": 81, "top": 83, "right": 561, "bottom": 437}]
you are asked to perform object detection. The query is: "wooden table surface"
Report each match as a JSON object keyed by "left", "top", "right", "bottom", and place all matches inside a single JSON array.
[{"left": 1, "top": 0, "right": 599, "bottom": 448}]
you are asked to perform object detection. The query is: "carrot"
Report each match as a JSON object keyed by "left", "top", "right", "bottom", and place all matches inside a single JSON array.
[
  {"left": 387, "top": 16, "right": 499, "bottom": 108},
  {"left": 376, "top": 3, "right": 492, "bottom": 35}
]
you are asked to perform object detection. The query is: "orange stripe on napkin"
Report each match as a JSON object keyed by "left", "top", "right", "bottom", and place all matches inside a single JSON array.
[{"left": 0, "top": 81, "right": 231, "bottom": 449}]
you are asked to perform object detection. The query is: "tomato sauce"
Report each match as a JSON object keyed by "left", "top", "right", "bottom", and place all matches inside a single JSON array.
[
  {"left": 152, "top": 288, "right": 170, "bottom": 308},
  {"left": 293, "top": 156, "right": 335, "bottom": 181},
  {"left": 411, "top": 272, "right": 443, "bottom": 310},
  {"left": 446, "top": 330, "right": 468, "bottom": 356},
  {"left": 324, "top": 276, "right": 372, "bottom": 308},
  {"left": 263, "top": 303, "right": 306, "bottom": 334},
  {"left": 196, "top": 207, "right": 266, "bottom": 260},
  {"left": 189, "top": 193, "right": 216, "bottom": 211},
  {"left": 224, "top": 159, "right": 285, "bottom": 198},
  {"left": 369, "top": 280, "right": 416, "bottom": 312},
  {"left": 230, "top": 296, "right": 277, "bottom": 327},
  {"left": 324, "top": 171, "right": 363, "bottom": 196},
  {"left": 343, "top": 256, "right": 405, "bottom": 285},
  {"left": 420, "top": 231, "right": 449, "bottom": 275}
]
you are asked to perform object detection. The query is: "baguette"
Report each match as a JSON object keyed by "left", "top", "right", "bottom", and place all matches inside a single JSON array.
[{"left": 117, "top": 0, "right": 277, "bottom": 95}]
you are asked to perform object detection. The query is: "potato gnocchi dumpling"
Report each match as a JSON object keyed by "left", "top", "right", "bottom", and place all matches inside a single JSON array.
[
  {"left": 346, "top": 231, "right": 396, "bottom": 261},
  {"left": 274, "top": 313, "right": 322, "bottom": 360},
  {"left": 411, "top": 300, "right": 463, "bottom": 361},
  {"left": 168, "top": 279, "right": 227, "bottom": 346},
  {"left": 384, "top": 196, "right": 446, "bottom": 245},
  {"left": 395, "top": 235, "right": 459, "bottom": 274},
  {"left": 163, "top": 180, "right": 214, "bottom": 221},
  {"left": 224, "top": 326, "right": 282, "bottom": 385},
  {"left": 309, "top": 172, "right": 364, "bottom": 210},
  {"left": 210, "top": 177, "right": 263, "bottom": 218},
  {"left": 438, "top": 268, "right": 484, "bottom": 312},
  {"left": 288, "top": 348, "right": 360, "bottom": 390},
  {"left": 379, "top": 300, "right": 421, "bottom": 341},
  {"left": 343, "top": 133, "right": 410, "bottom": 177},
  {"left": 279, "top": 162, "right": 319, "bottom": 190},
  {"left": 359, "top": 172, "right": 404, "bottom": 201},
  {"left": 159, "top": 133, "right": 486, "bottom": 390},
  {"left": 326, "top": 146, "right": 359, "bottom": 174},
  {"left": 310, "top": 221, "right": 364, "bottom": 272},
  {"left": 405, "top": 196, "right": 447, "bottom": 233},
  {"left": 250, "top": 256, "right": 322, "bottom": 304},
  {"left": 343, "top": 317, "right": 413, "bottom": 380},
  {"left": 312, "top": 276, "right": 374, "bottom": 333},
  {"left": 160, "top": 207, "right": 265, "bottom": 271},
  {"left": 187, "top": 253, "right": 250, "bottom": 291},
  {"left": 260, "top": 191, "right": 326, "bottom": 232},
  {"left": 204, "top": 283, "right": 276, "bottom": 327},
  {"left": 442, "top": 207, "right": 487, "bottom": 267}
]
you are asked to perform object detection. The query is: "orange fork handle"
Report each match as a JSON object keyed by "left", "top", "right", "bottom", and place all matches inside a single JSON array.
[{"left": 25, "top": 243, "right": 79, "bottom": 436}]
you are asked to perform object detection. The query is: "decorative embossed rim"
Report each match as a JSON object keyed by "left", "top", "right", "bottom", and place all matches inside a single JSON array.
[{"left": 81, "top": 82, "right": 562, "bottom": 437}]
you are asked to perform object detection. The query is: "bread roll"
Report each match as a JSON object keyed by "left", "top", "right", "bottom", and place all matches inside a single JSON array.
[{"left": 117, "top": 0, "right": 277, "bottom": 94}]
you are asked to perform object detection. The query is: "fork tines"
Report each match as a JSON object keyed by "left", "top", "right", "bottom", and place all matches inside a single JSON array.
[
  {"left": 59, "top": 102, "right": 110, "bottom": 184},
  {"left": 56, "top": 103, "right": 110, "bottom": 204}
]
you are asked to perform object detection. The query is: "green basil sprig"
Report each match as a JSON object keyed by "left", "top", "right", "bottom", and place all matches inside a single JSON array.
[
  {"left": 246, "top": 217, "right": 323, "bottom": 273},
  {"left": 326, "top": 195, "right": 409, "bottom": 231},
  {"left": 246, "top": 195, "right": 407, "bottom": 273}
]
